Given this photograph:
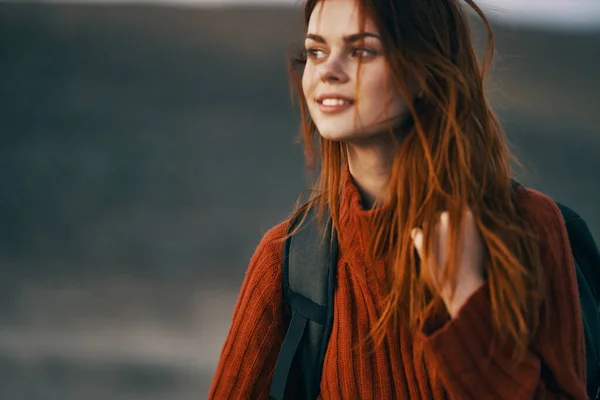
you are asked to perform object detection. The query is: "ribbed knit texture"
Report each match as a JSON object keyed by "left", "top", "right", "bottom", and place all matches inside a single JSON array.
[{"left": 208, "top": 167, "right": 587, "bottom": 399}]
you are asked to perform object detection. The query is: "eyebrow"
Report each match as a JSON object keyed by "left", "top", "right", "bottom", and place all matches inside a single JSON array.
[{"left": 305, "top": 32, "right": 381, "bottom": 44}]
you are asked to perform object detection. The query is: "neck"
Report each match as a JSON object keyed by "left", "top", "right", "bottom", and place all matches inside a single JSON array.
[{"left": 346, "top": 134, "right": 397, "bottom": 209}]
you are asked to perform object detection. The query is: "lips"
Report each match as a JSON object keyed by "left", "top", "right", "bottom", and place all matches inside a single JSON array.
[
  {"left": 319, "top": 98, "right": 353, "bottom": 106},
  {"left": 315, "top": 93, "right": 354, "bottom": 104},
  {"left": 313, "top": 92, "right": 355, "bottom": 114},
  {"left": 316, "top": 98, "right": 354, "bottom": 114}
]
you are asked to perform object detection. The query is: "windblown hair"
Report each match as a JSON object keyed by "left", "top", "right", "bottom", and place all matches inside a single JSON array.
[{"left": 286, "top": 0, "right": 547, "bottom": 364}]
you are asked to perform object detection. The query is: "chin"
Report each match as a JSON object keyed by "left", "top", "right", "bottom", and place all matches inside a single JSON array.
[
  {"left": 314, "top": 119, "right": 368, "bottom": 142},
  {"left": 317, "top": 128, "right": 361, "bottom": 142},
  {"left": 316, "top": 122, "right": 390, "bottom": 143}
]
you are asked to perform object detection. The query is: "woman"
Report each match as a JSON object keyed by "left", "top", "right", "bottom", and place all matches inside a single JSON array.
[{"left": 209, "top": 0, "right": 588, "bottom": 398}]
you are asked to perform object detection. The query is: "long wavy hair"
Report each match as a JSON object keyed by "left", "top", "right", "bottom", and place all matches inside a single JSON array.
[{"left": 286, "top": 0, "right": 547, "bottom": 364}]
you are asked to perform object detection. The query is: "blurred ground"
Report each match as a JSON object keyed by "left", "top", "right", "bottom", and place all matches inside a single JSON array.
[{"left": 0, "top": 4, "right": 599, "bottom": 398}]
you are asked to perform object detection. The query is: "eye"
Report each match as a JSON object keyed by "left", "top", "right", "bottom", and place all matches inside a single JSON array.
[
  {"left": 352, "top": 47, "right": 376, "bottom": 58},
  {"left": 306, "top": 48, "right": 327, "bottom": 60}
]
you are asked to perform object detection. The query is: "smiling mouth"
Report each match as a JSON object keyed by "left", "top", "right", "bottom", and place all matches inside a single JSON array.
[
  {"left": 316, "top": 99, "right": 355, "bottom": 114},
  {"left": 317, "top": 99, "right": 354, "bottom": 106}
]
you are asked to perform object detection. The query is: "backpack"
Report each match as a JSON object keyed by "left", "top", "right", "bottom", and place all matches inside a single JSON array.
[{"left": 269, "top": 195, "right": 600, "bottom": 400}]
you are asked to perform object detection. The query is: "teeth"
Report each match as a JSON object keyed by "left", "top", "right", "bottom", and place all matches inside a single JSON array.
[{"left": 321, "top": 98, "right": 351, "bottom": 106}]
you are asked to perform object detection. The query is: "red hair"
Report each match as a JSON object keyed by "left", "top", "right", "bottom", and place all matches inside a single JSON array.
[{"left": 286, "top": 0, "right": 547, "bottom": 364}]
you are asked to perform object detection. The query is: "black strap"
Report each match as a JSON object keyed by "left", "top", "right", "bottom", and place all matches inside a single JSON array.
[
  {"left": 270, "top": 311, "right": 308, "bottom": 398},
  {"left": 270, "top": 205, "right": 338, "bottom": 400}
]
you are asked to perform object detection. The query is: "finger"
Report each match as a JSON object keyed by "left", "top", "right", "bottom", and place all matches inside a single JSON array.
[
  {"left": 440, "top": 211, "right": 449, "bottom": 227},
  {"left": 436, "top": 211, "right": 450, "bottom": 263},
  {"left": 410, "top": 227, "right": 424, "bottom": 259}
]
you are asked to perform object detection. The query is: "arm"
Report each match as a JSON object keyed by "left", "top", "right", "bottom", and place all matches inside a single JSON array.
[
  {"left": 418, "top": 192, "right": 587, "bottom": 399},
  {"left": 208, "top": 222, "right": 288, "bottom": 399}
]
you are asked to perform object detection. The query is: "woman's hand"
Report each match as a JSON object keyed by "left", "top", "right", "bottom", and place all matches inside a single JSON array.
[{"left": 410, "top": 208, "right": 486, "bottom": 318}]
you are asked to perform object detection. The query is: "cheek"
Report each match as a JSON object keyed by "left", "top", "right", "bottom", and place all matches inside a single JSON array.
[
  {"left": 301, "top": 68, "right": 314, "bottom": 98},
  {"left": 380, "top": 75, "right": 409, "bottom": 113},
  {"left": 357, "top": 77, "right": 409, "bottom": 123},
  {"left": 361, "top": 76, "right": 402, "bottom": 108},
  {"left": 388, "top": 93, "right": 408, "bottom": 113}
]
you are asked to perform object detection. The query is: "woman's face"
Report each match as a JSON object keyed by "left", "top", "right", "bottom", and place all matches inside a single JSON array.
[{"left": 302, "top": 0, "right": 415, "bottom": 142}]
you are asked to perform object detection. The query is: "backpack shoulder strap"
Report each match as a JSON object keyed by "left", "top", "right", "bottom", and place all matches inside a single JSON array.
[{"left": 270, "top": 204, "right": 338, "bottom": 400}]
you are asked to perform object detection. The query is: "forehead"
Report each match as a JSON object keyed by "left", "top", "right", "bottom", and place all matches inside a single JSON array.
[{"left": 307, "top": 0, "right": 378, "bottom": 37}]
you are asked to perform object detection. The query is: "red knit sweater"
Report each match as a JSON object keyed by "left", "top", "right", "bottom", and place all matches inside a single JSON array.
[{"left": 209, "top": 168, "right": 587, "bottom": 399}]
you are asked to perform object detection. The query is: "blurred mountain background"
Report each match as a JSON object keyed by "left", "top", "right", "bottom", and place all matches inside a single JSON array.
[{"left": 0, "top": 3, "right": 599, "bottom": 398}]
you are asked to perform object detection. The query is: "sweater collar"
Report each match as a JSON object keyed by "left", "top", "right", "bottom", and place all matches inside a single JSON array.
[
  {"left": 338, "top": 164, "right": 390, "bottom": 257},
  {"left": 336, "top": 164, "right": 392, "bottom": 290}
]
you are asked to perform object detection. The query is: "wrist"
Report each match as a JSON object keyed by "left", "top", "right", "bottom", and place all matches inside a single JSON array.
[{"left": 445, "top": 276, "right": 485, "bottom": 318}]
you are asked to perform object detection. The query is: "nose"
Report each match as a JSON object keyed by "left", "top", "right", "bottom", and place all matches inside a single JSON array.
[{"left": 318, "top": 54, "right": 350, "bottom": 84}]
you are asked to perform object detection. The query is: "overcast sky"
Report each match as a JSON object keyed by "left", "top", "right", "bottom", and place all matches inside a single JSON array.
[{"left": 9, "top": 0, "right": 600, "bottom": 30}]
